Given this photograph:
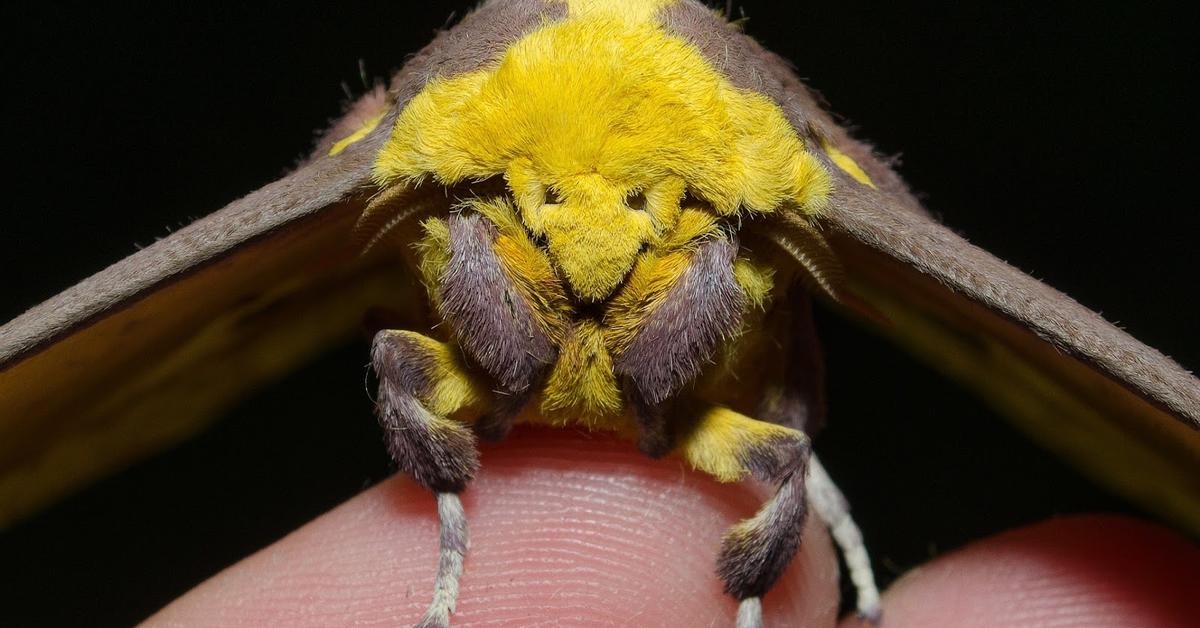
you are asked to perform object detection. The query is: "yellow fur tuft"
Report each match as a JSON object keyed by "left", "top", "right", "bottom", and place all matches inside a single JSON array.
[
  {"left": 474, "top": 198, "right": 573, "bottom": 344},
  {"left": 541, "top": 319, "right": 624, "bottom": 424},
  {"left": 414, "top": 218, "right": 452, "bottom": 309},
  {"left": 679, "top": 405, "right": 804, "bottom": 483},
  {"left": 385, "top": 331, "right": 489, "bottom": 419},
  {"left": 603, "top": 249, "right": 695, "bottom": 356},
  {"left": 733, "top": 257, "right": 776, "bottom": 312}
]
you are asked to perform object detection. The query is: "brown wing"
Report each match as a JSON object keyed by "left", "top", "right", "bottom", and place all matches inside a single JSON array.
[
  {"left": 662, "top": 1, "right": 1200, "bottom": 532},
  {"left": 0, "top": 123, "right": 403, "bottom": 527},
  {"left": 0, "top": 0, "right": 566, "bottom": 528}
]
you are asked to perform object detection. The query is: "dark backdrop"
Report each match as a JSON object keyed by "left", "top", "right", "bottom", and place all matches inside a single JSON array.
[{"left": 1, "top": 2, "right": 1195, "bottom": 626}]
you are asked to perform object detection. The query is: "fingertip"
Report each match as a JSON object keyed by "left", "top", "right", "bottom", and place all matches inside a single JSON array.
[
  {"left": 149, "top": 427, "right": 840, "bottom": 627},
  {"left": 850, "top": 515, "right": 1200, "bottom": 628}
]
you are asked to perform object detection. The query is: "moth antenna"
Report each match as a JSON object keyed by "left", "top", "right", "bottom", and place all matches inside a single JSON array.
[
  {"left": 354, "top": 184, "right": 420, "bottom": 255},
  {"left": 769, "top": 218, "right": 892, "bottom": 328},
  {"left": 358, "top": 58, "right": 370, "bottom": 91},
  {"left": 807, "top": 454, "right": 882, "bottom": 623},
  {"left": 766, "top": 217, "right": 845, "bottom": 303},
  {"left": 416, "top": 492, "right": 468, "bottom": 628}
]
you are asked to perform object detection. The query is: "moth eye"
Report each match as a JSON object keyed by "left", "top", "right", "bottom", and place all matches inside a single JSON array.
[
  {"left": 545, "top": 188, "right": 564, "bottom": 205},
  {"left": 626, "top": 190, "right": 648, "bottom": 212}
]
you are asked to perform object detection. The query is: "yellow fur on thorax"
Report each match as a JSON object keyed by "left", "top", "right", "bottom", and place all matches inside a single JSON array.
[{"left": 374, "top": 2, "right": 833, "bottom": 299}]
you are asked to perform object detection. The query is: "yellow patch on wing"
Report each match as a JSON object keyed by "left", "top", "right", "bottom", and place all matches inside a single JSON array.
[
  {"left": 824, "top": 142, "right": 876, "bottom": 188},
  {"left": 328, "top": 111, "right": 385, "bottom": 156},
  {"left": 678, "top": 405, "right": 804, "bottom": 483}
]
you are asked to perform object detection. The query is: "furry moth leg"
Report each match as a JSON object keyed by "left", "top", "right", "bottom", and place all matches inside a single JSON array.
[
  {"left": 616, "top": 237, "right": 748, "bottom": 457},
  {"left": 439, "top": 213, "right": 557, "bottom": 442},
  {"left": 807, "top": 454, "right": 881, "bottom": 622},
  {"left": 757, "top": 291, "right": 881, "bottom": 621},
  {"left": 678, "top": 404, "right": 811, "bottom": 628},
  {"left": 371, "top": 329, "right": 490, "bottom": 628}
]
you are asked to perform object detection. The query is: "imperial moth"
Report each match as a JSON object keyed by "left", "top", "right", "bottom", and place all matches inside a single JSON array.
[{"left": 2, "top": 1, "right": 1200, "bottom": 628}]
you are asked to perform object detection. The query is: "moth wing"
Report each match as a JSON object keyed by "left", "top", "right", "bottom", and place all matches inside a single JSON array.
[
  {"left": 662, "top": 3, "right": 1200, "bottom": 532},
  {"left": 817, "top": 124, "right": 1200, "bottom": 534},
  {"left": 0, "top": 0, "right": 565, "bottom": 529},
  {"left": 0, "top": 107, "right": 409, "bottom": 527}
]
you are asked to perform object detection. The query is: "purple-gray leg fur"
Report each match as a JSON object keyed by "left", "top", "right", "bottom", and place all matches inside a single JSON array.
[
  {"left": 755, "top": 289, "right": 827, "bottom": 434},
  {"left": 717, "top": 431, "right": 811, "bottom": 600},
  {"left": 439, "top": 214, "right": 554, "bottom": 440},
  {"left": 371, "top": 330, "right": 479, "bottom": 493},
  {"left": 749, "top": 289, "right": 883, "bottom": 621},
  {"left": 615, "top": 237, "right": 747, "bottom": 455},
  {"left": 372, "top": 331, "right": 478, "bottom": 628},
  {"left": 441, "top": 214, "right": 556, "bottom": 392},
  {"left": 473, "top": 387, "right": 531, "bottom": 442}
]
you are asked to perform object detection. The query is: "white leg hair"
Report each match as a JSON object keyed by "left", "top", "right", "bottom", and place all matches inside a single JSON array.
[
  {"left": 806, "top": 454, "right": 882, "bottom": 622},
  {"left": 415, "top": 492, "right": 468, "bottom": 628},
  {"left": 735, "top": 596, "right": 763, "bottom": 628}
]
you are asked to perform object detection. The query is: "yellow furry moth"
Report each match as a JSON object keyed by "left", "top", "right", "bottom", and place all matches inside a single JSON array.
[{"left": 1, "top": 1, "right": 1197, "bottom": 627}]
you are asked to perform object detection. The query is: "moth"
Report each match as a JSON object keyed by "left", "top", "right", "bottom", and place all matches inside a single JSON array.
[{"left": 1, "top": 1, "right": 1197, "bottom": 628}]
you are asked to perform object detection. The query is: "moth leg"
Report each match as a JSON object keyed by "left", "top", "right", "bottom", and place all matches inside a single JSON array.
[
  {"left": 676, "top": 403, "right": 811, "bottom": 627},
  {"left": 616, "top": 237, "right": 747, "bottom": 457},
  {"left": 439, "top": 212, "right": 559, "bottom": 441},
  {"left": 624, "top": 381, "right": 671, "bottom": 457},
  {"left": 807, "top": 454, "right": 881, "bottom": 622},
  {"left": 472, "top": 387, "right": 531, "bottom": 443},
  {"left": 371, "top": 329, "right": 490, "bottom": 628},
  {"left": 756, "top": 290, "right": 882, "bottom": 620}
]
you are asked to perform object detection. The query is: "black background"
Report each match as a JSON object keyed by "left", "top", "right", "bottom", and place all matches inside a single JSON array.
[{"left": 1, "top": 2, "right": 1195, "bottom": 626}]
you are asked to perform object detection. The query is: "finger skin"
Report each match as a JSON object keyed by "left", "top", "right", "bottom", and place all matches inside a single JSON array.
[
  {"left": 146, "top": 426, "right": 839, "bottom": 627},
  {"left": 841, "top": 515, "right": 1200, "bottom": 628}
]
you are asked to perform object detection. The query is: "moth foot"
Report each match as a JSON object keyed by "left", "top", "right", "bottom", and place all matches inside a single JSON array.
[
  {"left": 735, "top": 596, "right": 763, "bottom": 628},
  {"left": 674, "top": 404, "right": 811, "bottom": 610},
  {"left": 414, "top": 492, "right": 468, "bottom": 628}
]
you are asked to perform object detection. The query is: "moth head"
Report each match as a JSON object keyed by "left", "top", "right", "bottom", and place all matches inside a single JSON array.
[{"left": 373, "top": 9, "right": 833, "bottom": 297}]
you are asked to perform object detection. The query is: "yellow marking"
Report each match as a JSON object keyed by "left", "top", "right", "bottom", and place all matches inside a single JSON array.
[
  {"left": 541, "top": 320, "right": 624, "bottom": 423},
  {"left": 658, "top": 206, "right": 720, "bottom": 251},
  {"left": 733, "top": 257, "right": 775, "bottom": 311},
  {"left": 328, "top": 111, "right": 385, "bottom": 156},
  {"left": 679, "top": 405, "right": 804, "bottom": 483},
  {"left": 824, "top": 142, "right": 876, "bottom": 188},
  {"left": 475, "top": 198, "right": 573, "bottom": 344},
  {"left": 415, "top": 218, "right": 452, "bottom": 308},
  {"left": 387, "top": 331, "right": 489, "bottom": 419},
  {"left": 603, "top": 249, "right": 694, "bottom": 356},
  {"left": 374, "top": 8, "right": 832, "bottom": 299}
]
